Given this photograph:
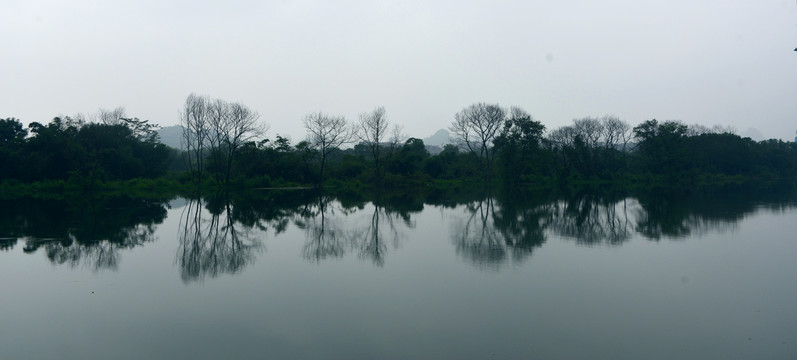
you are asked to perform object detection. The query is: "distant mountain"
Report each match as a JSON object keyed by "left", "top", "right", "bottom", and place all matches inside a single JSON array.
[
  {"left": 157, "top": 125, "right": 184, "bottom": 149},
  {"left": 423, "top": 129, "right": 451, "bottom": 147}
]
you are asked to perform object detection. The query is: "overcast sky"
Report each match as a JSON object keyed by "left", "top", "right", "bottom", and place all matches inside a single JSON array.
[{"left": 2, "top": 0, "right": 796, "bottom": 141}]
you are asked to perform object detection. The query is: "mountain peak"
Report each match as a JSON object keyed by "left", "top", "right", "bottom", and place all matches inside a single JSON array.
[{"left": 423, "top": 129, "right": 451, "bottom": 147}]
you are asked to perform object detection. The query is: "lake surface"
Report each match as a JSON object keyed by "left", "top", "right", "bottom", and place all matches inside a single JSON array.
[{"left": 1, "top": 187, "right": 796, "bottom": 359}]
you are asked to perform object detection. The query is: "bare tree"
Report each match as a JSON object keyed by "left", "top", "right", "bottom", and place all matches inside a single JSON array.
[
  {"left": 180, "top": 93, "right": 210, "bottom": 182},
  {"left": 304, "top": 112, "right": 352, "bottom": 186},
  {"left": 181, "top": 94, "right": 266, "bottom": 186},
  {"left": 207, "top": 98, "right": 230, "bottom": 183},
  {"left": 222, "top": 101, "right": 265, "bottom": 184},
  {"left": 572, "top": 116, "right": 604, "bottom": 150},
  {"left": 547, "top": 125, "right": 578, "bottom": 149},
  {"left": 600, "top": 115, "right": 631, "bottom": 152},
  {"left": 97, "top": 107, "right": 127, "bottom": 125},
  {"left": 450, "top": 103, "right": 506, "bottom": 180},
  {"left": 549, "top": 115, "right": 631, "bottom": 153},
  {"left": 357, "top": 106, "right": 401, "bottom": 184},
  {"left": 67, "top": 106, "right": 126, "bottom": 128}
]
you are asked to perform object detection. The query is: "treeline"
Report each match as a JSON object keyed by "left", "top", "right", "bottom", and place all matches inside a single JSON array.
[
  {"left": 227, "top": 103, "right": 797, "bottom": 189},
  {"left": 0, "top": 115, "right": 172, "bottom": 185},
  {"left": 2, "top": 99, "right": 796, "bottom": 190}
]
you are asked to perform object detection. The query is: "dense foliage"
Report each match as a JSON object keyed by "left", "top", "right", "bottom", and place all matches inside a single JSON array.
[
  {"left": 2, "top": 109, "right": 796, "bottom": 191},
  {"left": 222, "top": 117, "right": 797, "bottom": 190},
  {"left": 0, "top": 117, "right": 171, "bottom": 185}
]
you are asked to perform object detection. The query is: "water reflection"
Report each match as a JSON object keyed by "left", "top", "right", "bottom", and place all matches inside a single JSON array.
[
  {"left": 0, "top": 238, "right": 16, "bottom": 251},
  {"left": 450, "top": 185, "right": 796, "bottom": 267},
  {"left": 177, "top": 192, "right": 263, "bottom": 283},
  {"left": 547, "top": 191, "right": 634, "bottom": 246},
  {"left": 298, "top": 193, "right": 414, "bottom": 266},
  {"left": 0, "top": 195, "right": 167, "bottom": 270},
  {"left": 452, "top": 197, "right": 547, "bottom": 268},
  {"left": 354, "top": 195, "right": 415, "bottom": 266},
  {"left": 299, "top": 195, "right": 349, "bottom": 262},
  {"left": 1, "top": 184, "right": 795, "bottom": 275},
  {"left": 632, "top": 189, "right": 758, "bottom": 240}
]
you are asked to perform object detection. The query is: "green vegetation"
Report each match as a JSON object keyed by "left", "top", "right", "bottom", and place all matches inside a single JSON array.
[
  {"left": 2, "top": 101, "right": 796, "bottom": 195},
  {"left": 1, "top": 116, "right": 173, "bottom": 188}
]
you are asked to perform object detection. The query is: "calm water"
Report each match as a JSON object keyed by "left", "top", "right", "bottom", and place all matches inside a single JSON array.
[{"left": 1, "top": 188, "right": 796, "bottom": 359}]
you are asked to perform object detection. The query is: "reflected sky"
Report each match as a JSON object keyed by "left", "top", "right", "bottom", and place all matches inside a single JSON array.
[{"left": 1, "top": 187, "right": 797, "bottom": 358}]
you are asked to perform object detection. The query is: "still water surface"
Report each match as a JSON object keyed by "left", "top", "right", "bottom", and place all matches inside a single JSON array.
[{"left": 1, "top": 188, "right": 796, "bottom": 359}]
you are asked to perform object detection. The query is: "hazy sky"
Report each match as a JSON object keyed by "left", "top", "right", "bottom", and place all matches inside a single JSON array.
[{"left": 2, "top": 0, "right": 796, "bottom": 141}]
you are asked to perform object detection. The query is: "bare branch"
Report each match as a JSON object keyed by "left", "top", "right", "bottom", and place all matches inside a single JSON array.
[
  {"left": 357, "top": 106, "right": 394, "bottom": 183},
  {"left": 304, "top": 112, "right": 352, "bottom": 185},
  {"left": 450, "top": 103, "right": 506, "bottom": 179}
]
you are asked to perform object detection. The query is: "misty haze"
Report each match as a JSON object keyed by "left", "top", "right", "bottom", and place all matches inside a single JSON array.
[{"left": 2, "top": 1, "right": 797, "bottom": 359}]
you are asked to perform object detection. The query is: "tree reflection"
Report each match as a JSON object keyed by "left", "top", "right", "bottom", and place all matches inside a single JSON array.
[
  {"left": 298, "top": 192, "right": 413, "bottom": 266},
  {"left": 2, "top": 183, "right": 794, "bottom": 275},
  {"left": 352, "top": 195, "right": 412, "bottom": 267},
  {"left": 299, "top": 195, "right": 348, "bottom": 262},
  {"left": 453, "top": 198, "right": 505, "bottom": 266},
  {"left": 492, "top": 195, "right": 550, "bottom": 259},
  {"left": 542, "top": 186, "right": 796, "bottom": 243},
  {"left": 0, "top": 195, "right": 167, "bottom": 271},
  {"left": 177, "top": 192, "right": 263, "bottom": 283},
  {"left": 546, "top": 191, "right": 634, "bottom": 246},
  {"left": 632, "top": 189, "right": 756, "bottom": 240},
  {"left": 0, "top": 238, "right": 16, "bottom": 251},
  {"left": 452, "top": 195, "right": 549, "bottom": 269},
  {"left": 445, "top": 184, "right": 797, "bottom": 270}
]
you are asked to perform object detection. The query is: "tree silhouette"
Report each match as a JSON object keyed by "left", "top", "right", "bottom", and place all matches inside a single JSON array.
[
  {"left": 303, "top": 112, "right": 352, "bottom": 186},
  {"left": 450, "top": 103, "right": 506, "bottom": 182}
]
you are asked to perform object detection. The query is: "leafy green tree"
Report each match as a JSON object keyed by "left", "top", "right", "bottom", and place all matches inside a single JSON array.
[
  {"left": 331, "top": 153, "right": 367, "bottom": 181},
  {"left": 494, "top": 108, "right": 546, "bottom": 185},
  {"left": 752, "top": 139, "right": 797, "bottom": 178},
  {"left": 273, "top": 135, "right": 292, "bottom": 153},
  {"left": 76, "top": 122, "right": 170, "bottom": 181},
  {"left": 24, "top": 118, "right": 84, "bottom": 180},
  {"left": 120, "top": 117, "right": 160, "bottom": 143},
  {"left": 0, "top": 118, "right": 28, "bottom": 180},
  {"left": 0, "top": 118, "right": 27, "bottom": 145},
  {"left": 422, "top": 144, "right": 480, "bottom": 180},
  {"left": 685, "top": 133, "right": 754, "bottom": 175},
  {"left": 633, "top": 119, "right": 689, "bottom": 174},
  {"left": 389, "top": 138, "right": 429, "bottom": 177}
]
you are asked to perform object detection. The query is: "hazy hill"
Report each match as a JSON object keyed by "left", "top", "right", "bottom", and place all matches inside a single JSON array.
[
  {"left": 157, "top": 125, "right": 183, "bottom": 149},
  {"left": 423, "top": 129, "right": 451, "bottom": 147}
]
